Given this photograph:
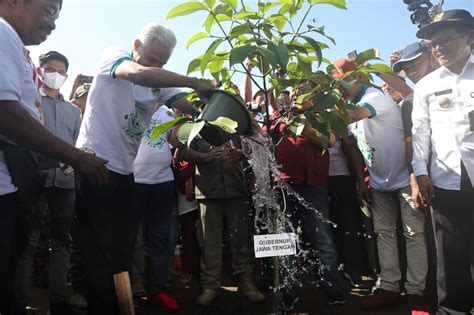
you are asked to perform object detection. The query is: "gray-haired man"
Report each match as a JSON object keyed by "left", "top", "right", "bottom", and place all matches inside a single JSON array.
[{"left": 75, "top": 23, "right": 213, "bottom": 314}]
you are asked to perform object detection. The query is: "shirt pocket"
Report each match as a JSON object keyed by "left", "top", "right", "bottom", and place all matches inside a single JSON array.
[{"left": 428, "top": 90, "right": 460, "bottom": 125}]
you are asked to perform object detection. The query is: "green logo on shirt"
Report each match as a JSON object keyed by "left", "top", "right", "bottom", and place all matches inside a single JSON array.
[
  {"left": 124, "top": 111, "right": 144, "bottom": 141},
  {"left": 144, "top": 116, "right": 166, "bottom": 149}
]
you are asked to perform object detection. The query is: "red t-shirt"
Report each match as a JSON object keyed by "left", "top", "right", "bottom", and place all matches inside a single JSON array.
[{"left": 267, "top": 120, "right": 329, "bottom": 187}]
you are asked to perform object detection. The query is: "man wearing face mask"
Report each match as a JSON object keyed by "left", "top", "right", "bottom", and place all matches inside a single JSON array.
[
  {"left": 37, "top": 51, "right": 81, "bottom": 314},
  {"left": 14, "top": 51, "right": 82, "bottom": 315}
]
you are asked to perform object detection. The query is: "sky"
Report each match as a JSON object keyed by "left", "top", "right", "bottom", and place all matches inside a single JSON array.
[{"left": 28, "top": 0, "right": 473, "bottom": 96}]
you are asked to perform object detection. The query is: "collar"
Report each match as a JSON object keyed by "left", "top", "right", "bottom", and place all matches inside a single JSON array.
[
  {"left": 40, "top": 88, "right": 64, "bottom": 101},
  {"left": 0, "top": 17, "right": 28, "bottom": 56},
  {"left": 0, "top": 17, "right": 23, "bottom": 45},
  {"left": 353, "top": 85, "right": 369, "bottom": 104},
  {"left": 439, "top": 53, "right": 474, "bottom": 78}
]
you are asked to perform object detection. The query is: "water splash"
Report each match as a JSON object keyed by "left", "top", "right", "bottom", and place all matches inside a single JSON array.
[{"left": 241, "top": 128, "right": 338, "bottom": 313}]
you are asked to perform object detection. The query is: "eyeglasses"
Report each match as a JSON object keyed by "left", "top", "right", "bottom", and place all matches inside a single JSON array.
[
  {"left": 43, "top": 4, "right": 59, "bottom": 20},
  {"left": 429, "top": 32, "right": 468, "bottom": 49}
]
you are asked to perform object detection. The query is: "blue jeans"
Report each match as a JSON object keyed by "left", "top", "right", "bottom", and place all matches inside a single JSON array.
[
  {"left": 286, "top": 184, "right": 344, "bottom": 293},
  {"left": 134, "top": 180, "right": 176, "bottom": 294}
]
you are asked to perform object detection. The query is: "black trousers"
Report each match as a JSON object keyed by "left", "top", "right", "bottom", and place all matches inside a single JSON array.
[
  {"left": 432, "top": 163, "right": 474, "bottom": 314},
  {"left": 0, "top": 193, "right": 18, "bottom": 314},
  {"left": 76, "top": 172, "right": 140, "bottom": 315},
  {"left": 328, "top": 176, "right": 369, "bottom": 279}
]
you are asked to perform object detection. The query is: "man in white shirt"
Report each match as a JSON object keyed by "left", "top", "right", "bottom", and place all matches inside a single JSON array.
[
  {"left": 14, "top": 51, "right": 83, "bottom": 315},
  {"left": 412, "top": 10, "right": 474, "bottom": 314},
  {"left": 332, "top": 58, "right": 428, "bottom": 312},
  {"left": 0, "top": 1, "right": 108, "bottom": 313},
  {"left": 74, "top": 23, "right": 213, "bottom": 315}
]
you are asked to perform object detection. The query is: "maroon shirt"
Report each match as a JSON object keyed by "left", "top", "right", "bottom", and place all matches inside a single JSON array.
[{"left": 266, "top": 119, "right": 329, "bottom": 187}]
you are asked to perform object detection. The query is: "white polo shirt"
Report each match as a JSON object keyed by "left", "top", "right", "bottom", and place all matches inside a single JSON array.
[
  {"left": 350, "top": 86, "right": 410, "bottom": 191},
  {"left": 0, "top": 18, "right": 41, "bottom": 196},
  {"left": 412, "top": 54, "right": 474, "bottom": 190},
  {"left": 133, "top": 105, "right": 175, "bottom": 184},
  {"left": 76, "top": 47, "right": 181, "bottom": 175}
]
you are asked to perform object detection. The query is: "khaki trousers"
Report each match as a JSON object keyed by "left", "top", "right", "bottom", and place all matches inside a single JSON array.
[
  {"left": 197, "top": 197, "right": 253, "bottom": 290},
  {"left": 372, "top": 185, "right": 428, "bottom": 295}
]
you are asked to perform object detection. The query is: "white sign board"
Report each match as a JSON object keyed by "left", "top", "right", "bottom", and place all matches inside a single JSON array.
[{"left": 253, "top": 233, "right": 297, "bottom": 258}]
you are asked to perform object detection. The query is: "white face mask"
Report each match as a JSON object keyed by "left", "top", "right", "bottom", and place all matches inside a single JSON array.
[{"left": 42, "top": 72, "right": 67, "bottom": 90}]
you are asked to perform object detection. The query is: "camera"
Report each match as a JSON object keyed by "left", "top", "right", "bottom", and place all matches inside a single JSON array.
[{"left": 403, "top": 0, "right": 443, "bottom": 28}]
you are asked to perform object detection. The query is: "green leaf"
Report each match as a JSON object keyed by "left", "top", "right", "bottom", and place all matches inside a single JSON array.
[
  {"left": 326, "top": 63, "right": 337, "bottom": 76},
  {"left": 255, "top": 47, "right": 279, "bottom": 68},
  {"left": 201, "top": 39, "right": 223, "bottom": 75},
  {"left": 355, "top": 48, "right": 381, "bottom": 65},
  {"left": 268, "top": 41, "right": 289, "bottom": 69},
  {"left": 365, "top": 63, "right": 394, "bottom": 74},
  {"left": 187, "top": 57, "right": 202, "bottom": 74},
  {"left": 186, "top": 32, "right": 209, "bottom": 49},
  {"left": 221, "top": 0, "right": 237, "bottom": 10},
  {"left": 167, "top": 2, "right": 208, "bottom": 19},
  {"left": 229, "top": 23, "right": 253, "bottom": 37},
  {"left": 203, "top": 13, "right": 216, "bottom": 33},
  {"left": 215, "top": 13, "right": 232, "bottom": 22},
  {"left": 297, "top": 56, "right": 313, "bottom": 78},
  {"left": 208, "top": 117, "right": 238, "bottom": 134},
  {"left": 319, "top": 111, "right": 349, "bottom": 139},
  {"left": 150, "top": 116, "right": 189, "bottom": 141},
  {"left": 263, "top": 29, "right": 273, "bottom": 40},
  {"left": 313, "top": 90, "right": 340, "bottom": 111},
  {"left": 310, "top": 26, "right": 336, "bottom": 45},
  {"left": 221, "top": 68, "right": 231, "bottom": 82},
  {"left": 229, "top": 45, "right": 253, "bottom": 67},
  {"left": 278, "top": 4, "right": 292, "bottom": 15},
  {"left": 259, "top": 2, "right": 283, "bottom": 14},
  {"left": 301, "top": 36, "right": 323, "bottom": 68},
  {"left": 304, "top": 111, "right": 330, "bottom": 138},
  {"left": 295, "top": 91, "right": 314, "bottom": 107},
  {"left": 234, "top": 12, "right": 261, "bottom": 20},
  {"left": 210, "top": 58, "right": 225, "bottom": 74},
  {"left": 177, "top": 121, "right": 206, "bottom": 146},
  {"left": 289, "top": 115, "right": 307, "bottom": 138},
  {"left": 287, "top": 62, "right": 298, "bottom": 71},
  {"left": 288, "top": 43, "right": 309, "bottom": 55},
  {"left": 203, "top": 0, "right": 216, "bottom": 8},
  {"left": 310, "top": 0, "right": 347, "bottom": 9}
]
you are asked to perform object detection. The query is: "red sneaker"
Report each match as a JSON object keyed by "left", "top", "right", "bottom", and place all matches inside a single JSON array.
[
  {"left": 147, "top": 293, "right": 180, "bottom": 313},
  {"left": 360, "top": 289, "right": 400, "bottom": 310},
  {"left": 408, "top": 294, "right": 431, "bottom": 314}
]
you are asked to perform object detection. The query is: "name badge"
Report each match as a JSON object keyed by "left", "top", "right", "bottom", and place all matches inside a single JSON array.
[{"left": 434, "top": 89, "right": 453, "bottom": 97}]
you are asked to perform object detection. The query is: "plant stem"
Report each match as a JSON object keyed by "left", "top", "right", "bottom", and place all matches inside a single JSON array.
[
  {"left": 208, "top": 6, "right": 265, "bottom": 92},
  {"left": 289, "top": 4, "right": 313, "bottom": 45}
]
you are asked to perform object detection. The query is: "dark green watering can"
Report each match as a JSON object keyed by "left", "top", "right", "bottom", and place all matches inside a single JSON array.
[{"left": 199, "top": 90, "right": 252, "bottom": 146}]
